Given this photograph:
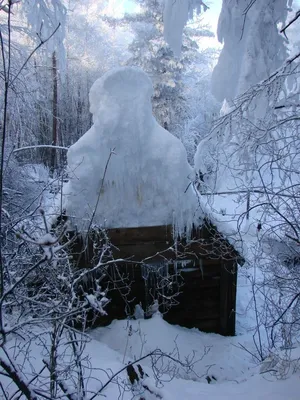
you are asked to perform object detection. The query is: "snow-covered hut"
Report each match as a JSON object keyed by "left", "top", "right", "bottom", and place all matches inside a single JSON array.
[{"left": 61, "top": 67, "right": 243, "bottom": 336}]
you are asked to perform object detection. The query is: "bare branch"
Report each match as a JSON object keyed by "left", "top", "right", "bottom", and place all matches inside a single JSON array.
[
  {"left": 13, "top": 145, "right": 68, "bottom": 153},
  {"left": 10, "top": 23, "right": 61, "bottom": 87},
  {"left": 0, "top": 357, "right": 38, "bottom": 400},
  {"left": 280, "top": 10, "right": 300, "bottom": 37}
]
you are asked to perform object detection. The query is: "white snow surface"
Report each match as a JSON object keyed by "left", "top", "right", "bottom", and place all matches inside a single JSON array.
[
  {"left": 2, "top": 316, "right": 299, "bottom": 399},
  {"left": 63, "top": 66, "right": 198, "bottom": 231}
]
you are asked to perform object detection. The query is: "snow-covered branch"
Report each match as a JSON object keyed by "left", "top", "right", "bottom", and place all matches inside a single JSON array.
[
  {"left": 163, "top": 0, "right": 208, "bottom": 56},
  {"left": 13, "top": 145, "right": 68, "bottom": 153}
]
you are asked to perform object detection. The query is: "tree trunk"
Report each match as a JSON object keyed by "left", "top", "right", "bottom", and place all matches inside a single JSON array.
[{"left": 51, "top": 51, "right": 58, "bottom": 176}]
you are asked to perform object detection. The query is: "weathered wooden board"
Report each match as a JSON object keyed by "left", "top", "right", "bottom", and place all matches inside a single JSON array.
[
  {"left": 107, "top": 225, "right": 243, "bottom": 263},
  {"left": 111, "top": 243, "right": 175, "bottom": 261},
  {"left": 70, "top": 224, "right": 239, "bottom": 336},
  {"left": 108, "top": 225, "right": 173, "bottom": 245},
  {"left": 219, "top": 261, "right": 237, "bottom": 335}
]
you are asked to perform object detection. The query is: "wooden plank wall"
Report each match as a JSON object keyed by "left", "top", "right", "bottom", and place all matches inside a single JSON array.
[
  {"left": 164, "top": 262, "right": 221, "bottom": 333},
  {"left": 72, "top": 225, "right": 239, "bottom": 336}
]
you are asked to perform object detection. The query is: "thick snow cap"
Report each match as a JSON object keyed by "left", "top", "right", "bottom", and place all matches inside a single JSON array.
[{"left": 63, "top": 67, "right": 198, "bottom": 231}]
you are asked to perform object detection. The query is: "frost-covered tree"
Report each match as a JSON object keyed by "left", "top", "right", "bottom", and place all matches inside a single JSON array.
[
  {"left": 60, "top": 0, "right": 107, "bottom": 147},
  {"left": 0, "top": 0, "right": 67, "bottom": 172},
  {"left": 204, "top": 51, "right": 300, "bottom": 356},
  {"left": 193, "top": 0, "right": 300, "bottom": 358},
  {"left": 0, "top": 0, "right": 67, "bottom": 224},
  {"left": 126, "top": 0, "right": 183, "bottom": 129},
  {"left": 211, "top": 0, "right": 291, "bottom": 102},
  {"left": 179, "top": 74, "right": 219, "bottom": 164},
  {"left": 104, "top": 0, "right": 213, "bottom": 131},
  {"left": 58, "top": 0, "right": 130, "bottom": 149},
  {"left": 1, "top": 0, "right": 128, "bottom": 171},
  {"left": 194, "top": 0, "right": 293, "bottom": 191}
]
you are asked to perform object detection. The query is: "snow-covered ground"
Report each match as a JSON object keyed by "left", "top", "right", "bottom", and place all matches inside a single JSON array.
[
  {"left": 86, "top": 313, "right": 299, "bottom": 399},
  {"left": 2, "top": 312, "right": 298, "bottom": 399}
]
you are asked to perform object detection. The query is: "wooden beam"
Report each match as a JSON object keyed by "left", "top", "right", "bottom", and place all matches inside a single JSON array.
[
  {"left": 107, "top": 225, "right": 244, "bottom": 264},
  {"left": 107, "top": 225, "right": 173, "bottom": 245}
]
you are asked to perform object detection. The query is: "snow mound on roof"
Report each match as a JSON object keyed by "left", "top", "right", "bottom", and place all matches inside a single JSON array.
[{"left": 63, "top": 66, "right": 198, "bottom": 231}]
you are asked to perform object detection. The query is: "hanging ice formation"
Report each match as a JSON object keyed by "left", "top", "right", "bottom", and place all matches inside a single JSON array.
[{"left": 62, "top": 66, "right": 198, "bottom": 233}]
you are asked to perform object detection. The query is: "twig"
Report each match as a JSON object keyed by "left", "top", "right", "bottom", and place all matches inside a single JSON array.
[
  {"left": 270, "top": 292, "right": 300, "bottom": 346},
  {"left": 231, "top": 342, "right": 261, "bottom": 363},
  {"left": 85, "top": 148, "right": 115, "bottom": 237},
  {"left": 280, "top": 10, "right": 300, "bottom": 38},
  {"left": 43, "top": 359, "right": 78, "bottom": 400},
  {"left": 89, "top": 349, "right": 191, "bottom": 400},
  {"left": 10, "top": 23, "right": 61, "bottom": 86},
  {"left": 0, "top": 381, "right": 8, "bottom": 400}
]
